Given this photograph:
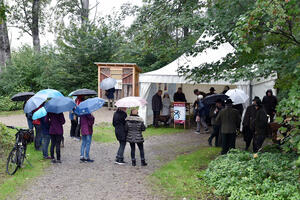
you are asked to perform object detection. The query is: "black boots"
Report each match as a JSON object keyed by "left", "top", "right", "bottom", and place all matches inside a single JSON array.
[
  {"left": 132, "top": 159, "right": 136, "bottom": 166},
  {"left": 141, "top": 159, "right": 148, "bottom": 166}
]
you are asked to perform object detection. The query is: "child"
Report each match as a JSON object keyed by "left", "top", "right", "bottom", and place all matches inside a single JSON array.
[
  {"left": 40, "top": 115, "right": 51, "bottom": 159},
  {"left": 80, "top": 114, "right": 95, "bottom": 163},
  {"left": 48, "top": 112, "right": 65, "bottom": 163},
  {"left": 125, "top": 109, "right": 147, "bottom": 166}
]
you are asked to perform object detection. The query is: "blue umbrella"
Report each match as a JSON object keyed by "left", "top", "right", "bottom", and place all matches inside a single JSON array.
[
  {"left": 44, "top": 96, "right": 76, "bottom": 113},
  {"left": 32, "top": 107, "right": 47, "bottom": 120},
  {"left": 36, "top": 89, "right": 63, "bottom": 98},
  {"left": 74, "top": 97, "right": 105, "bottom": 116},
  {"left": 24, "top": 94, "right": 48, "bottom": 113}
]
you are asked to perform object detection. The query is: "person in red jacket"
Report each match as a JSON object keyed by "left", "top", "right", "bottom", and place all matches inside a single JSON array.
[{"left": 80, "top": 114, "right": 95, "bottom": 163}]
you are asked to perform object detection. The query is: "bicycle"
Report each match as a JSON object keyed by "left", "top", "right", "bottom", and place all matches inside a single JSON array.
[{"left": 6, "top": 126, "right": 34, "bottom": 175}]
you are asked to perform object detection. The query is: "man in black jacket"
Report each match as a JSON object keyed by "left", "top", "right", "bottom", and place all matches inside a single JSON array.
[
  {"left": 152, "top": 90, "right": 162, "bottom": 127},
  {"left": 173, "top": 87, "right": 187, "bottom": 102},
  {"left": 113, "top": 107, "right": 127, "bottom": 165},
  {"left": 262, "top": 89, "right": 277, "bottom": 122}
]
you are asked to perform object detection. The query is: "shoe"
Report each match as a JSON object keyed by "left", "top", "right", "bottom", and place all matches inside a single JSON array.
[
  {"left": 44, "top": 156, "right": 52, "bottom": 160},
  {"left": 208, "top": 139, "right": 212, "bottom": 146},
  {"left": 194, "top": 131, "right": 200, "bottom": 134},
  {"left": 141, "top": 160, "right": 147, "bottom": 166},
  {"left": 132, "top": 160, "right": 136, "bottom": 166},
  {"left": 57, "top": 160, "right": 62, "bottom": 164},
  {"left": 80, "top": 158, "right": 86, "bottom": 163},
  {"left": 51, "top": 159, "right": 57, "bottom": 163},
  {"left": 205, "top": 128, "right": 209, "bottom": 133},
  {"left": 86, "top": 158, "right": 94, "bottom": 163},
  {"left": 115, "top": 159, "right": 126, "bottom": 165}
]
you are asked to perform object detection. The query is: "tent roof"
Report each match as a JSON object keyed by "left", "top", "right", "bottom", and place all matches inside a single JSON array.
[{"left": 139, "top": 34, "right": 248, "bottom": 85}]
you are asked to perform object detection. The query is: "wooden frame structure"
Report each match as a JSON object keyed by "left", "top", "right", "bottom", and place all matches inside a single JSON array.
[{"left": 94, "top": 62, "right": 142, "bottom": 98}]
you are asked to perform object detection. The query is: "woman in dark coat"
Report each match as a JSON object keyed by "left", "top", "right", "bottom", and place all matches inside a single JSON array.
[
  {"left": 125, "top": 109, "right": 147, "bottom": 166},
  {"left": 113, "top": 107, "right": 127, "bottom": 165}
]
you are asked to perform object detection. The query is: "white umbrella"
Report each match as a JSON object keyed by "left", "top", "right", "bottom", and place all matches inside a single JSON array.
[
  {"left": 115, "top": 96, "right": 147, "bottom": 108},
  {"left": 100, "top": 78, "right": 117, "bottom": 90},
  {"left": 225, "top": 89, "right": 249, "bottom": 105}
]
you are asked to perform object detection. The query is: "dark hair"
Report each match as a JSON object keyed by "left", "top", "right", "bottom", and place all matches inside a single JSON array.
[
  {"left": 193, "top": 89, "right": 199, "bottom": 94},
  {"left": 158, "top": 90, "right": 162, "bottom": 93}
]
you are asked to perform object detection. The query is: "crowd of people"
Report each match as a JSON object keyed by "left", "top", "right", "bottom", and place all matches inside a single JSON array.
[{"left": 151, "top": 86, "right": 278, "bottom": 154}]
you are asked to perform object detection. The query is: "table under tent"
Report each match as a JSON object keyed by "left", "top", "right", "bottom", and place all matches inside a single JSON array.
[{"left": 138, "top": 34, "right": 276, "bottom": 126}]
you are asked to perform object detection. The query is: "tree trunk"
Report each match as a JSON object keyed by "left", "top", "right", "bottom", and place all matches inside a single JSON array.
[
  {"left": 0, "top": 0, "right": 11, "bottom": 71},
  {"left": 80, "top": 0, "right": 89, "bottom": 26},
  {"left": 32, "top": 0, "right": 40, "bottom": 52}
]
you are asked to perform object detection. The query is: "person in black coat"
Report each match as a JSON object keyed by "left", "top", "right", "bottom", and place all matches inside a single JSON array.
[
  {"left": 173, "top": 87, "right": 187, "bottom": 102},
  {"left": 152, "top": 90, "right": 163, "bottom": 127},
  {"left": 242, "top": 96, "right": 260, "bottom": 150},
  {"left": 113, "top": 107, "right": 127, "bottom": 164},
  {"left": 262, "top": 89, "right": 277, "bottom": 122}
]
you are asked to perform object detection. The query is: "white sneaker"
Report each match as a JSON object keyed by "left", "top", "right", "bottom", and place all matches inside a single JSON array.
[{"left": 194, "top": 131, "right": 200, "bottom": 134}]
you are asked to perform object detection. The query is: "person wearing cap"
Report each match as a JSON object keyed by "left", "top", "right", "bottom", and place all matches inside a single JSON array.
[
  {"left": 207, "top": 87, "right": 216, "bottom": 96},
  {"left": 216, "top": 99, "right": 241, "bottom": 154},
  {"left": 173, "top": 87, "right": 187, "bottom": 102},
  {"left": 242, "top": 96, "right": 260, "bottom": 150},
  {"left": 195, "top": 95, "right": 209, "bottom": 134},
  {"left": 208, "top": 99, "right": 223, "bottom": 146},
  {"left": 253, "top": 99, "right": 269, "bottom": 153}
]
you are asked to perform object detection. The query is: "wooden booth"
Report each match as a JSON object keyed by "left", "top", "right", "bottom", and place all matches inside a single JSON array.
[{"left": 95, "top": 63, "right": 141, "bottom": 99}]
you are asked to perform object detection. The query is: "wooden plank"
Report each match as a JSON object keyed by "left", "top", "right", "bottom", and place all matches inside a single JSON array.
[{"left": 133, "top": 66, "right": 136, "bottom": 96}]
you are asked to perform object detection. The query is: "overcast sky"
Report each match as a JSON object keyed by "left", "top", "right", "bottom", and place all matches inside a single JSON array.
[{"left": 9, "top": 0, "right": 143, "bottom": 50}]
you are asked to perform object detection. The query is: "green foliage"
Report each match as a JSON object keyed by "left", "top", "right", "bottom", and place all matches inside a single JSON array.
[
  {"left": 0, "top": 96, "right": 22, "bottom": 111},
  {"left": 204, "top": 149, "right": 299, "bottom": 200},
  {"left": 150, "top": 147, "right": 220, "bottom": 199}
]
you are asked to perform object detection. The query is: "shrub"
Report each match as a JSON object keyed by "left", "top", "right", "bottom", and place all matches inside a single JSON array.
[
  {"left": 204, "top": 149, "right": 299, "bottom": 200},
  {"left": 0, "top": 96, "right": 23, "bottom": 111}
]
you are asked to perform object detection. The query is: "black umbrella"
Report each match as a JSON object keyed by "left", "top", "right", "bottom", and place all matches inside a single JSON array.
[
  {"left": 203, "top": 94, "right": 229, "bottom": 105},
  {"left": 11, "top": 92, "right": 35, "bottom": 101},
  {"left": 70, "top": 89, "right": 97, "bottom": 96}
]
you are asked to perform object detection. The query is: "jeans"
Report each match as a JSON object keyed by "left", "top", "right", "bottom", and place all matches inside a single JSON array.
[
  {"left": 70, "top": 119, "right": 77, "bottom": 137},
  {"left": 26, "top": 117, "right": 33, "bottom": 130},
  {"left": 50, "top": 134, "right": 63, "bottom": 160},
  {"left": 34, "top": 124, "right": 42, "bottom": 150},
  {"left": 196, "top": 116, "right": 208, "bottom": 132},
  {"left": 208, "top": 125, "right": 220, "bottom": 146},
  {"left": 116, "top": 141, "right": 126, "bottom": 160},
  {"left": 153, "top": 111, "right": 160, "bottom": 127},
  {"left": 221, "top": 133, "right": 236, "bottom": 155},
  {"left": 253, "top": 135, "right": 265, "bottom": 153},
  {"left": 129, "top": 142, "right": 145, "bottom": 161},
  {"left": 42, "top": 134, "right": 51, "bottom": 158},
  {"left": 81, "top": 135, "right": 92, "bottom": 159}
]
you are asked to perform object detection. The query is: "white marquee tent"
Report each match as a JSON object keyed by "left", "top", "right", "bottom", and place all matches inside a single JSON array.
[{"left": 138, "top": 34, "right": 276, "bottom": 125}]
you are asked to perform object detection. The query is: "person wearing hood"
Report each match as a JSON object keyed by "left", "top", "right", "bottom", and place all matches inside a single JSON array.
[
  {"left": 125, "top": 109, "right": 147, "bottom": 166},
  {"left": 242, "top": 96, "right": 260, "bottom": 150},
  {"left": 253, "top": 99, "right": 269, "bottom": 153},
  {"left": 216, "top": 99, "right": 241, "bottom": 154},
  {"left": 262, "top": 89, "right": 277, "bottom": 122},
  {"left": 113, "top": 107, "right": 127, "bottom": 165},
  {"left": 80, "top": 114, "right": 95, "bottom": 163}
]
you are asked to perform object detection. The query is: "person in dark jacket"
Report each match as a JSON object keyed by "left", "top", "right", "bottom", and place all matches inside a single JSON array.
[
  {"left": 69, "top": 108, "right": 77, "bottom": 138},
  {"left": 105, "top": 87, "right": 116, "bottom": 110},
  {"left": 48, "top": 113, "right": 65, "bottom": 163},
  {"left": 152, "top": 90, "right": 162, "bottom": 127},
  {"left": 216, "top": 99, "right": 241, "bottom": 155},
  {"left": 80, "top": 114, "right": 95, "bottom": 163},
  {"left": 113, "top": 107, "right": 127, "bottom": 165},
  {"left": 253, "top": 99, "right": 269, "bottom": 153},
  {"left": 208, "top": 99, "right": 223, "bottom": 147},
  {"left": 125, "top": 109, "right": 147, "bottom": 166},
  {"left": 40, "top": 115, "right": 51, "bottom": 159},
  {"left": 74, "top": 96, "right": 84, "bottom": 140},
  {"left": 206, "top": 87, "right": 216, "bottom": 96},
  {"left": 262, "top": 89, "right": 277, "bottom": 122},
  {"left": 195, "top": 95, "right": 209, "bottom": 134},
  {"left": 222, "top": 86, "right": 230, "bottom": 94},
  {"left": 242, "top": 96, "right": 260, "bottom": 150},
  {"left": 173, "top": 87, "right": 187, "bottom": 102}
]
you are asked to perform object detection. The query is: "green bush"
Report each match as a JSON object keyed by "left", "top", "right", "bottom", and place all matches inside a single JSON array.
[
  {"left": 0, "top": 96, "right": 22, "bottom": 111},
  {"left": 204, "top": 149, "right": 299, "bottom": 200}
]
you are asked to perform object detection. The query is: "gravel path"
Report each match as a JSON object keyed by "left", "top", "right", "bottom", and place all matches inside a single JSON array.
[{"left": 0, "top": 108, "right": 244, "bottom": 200}]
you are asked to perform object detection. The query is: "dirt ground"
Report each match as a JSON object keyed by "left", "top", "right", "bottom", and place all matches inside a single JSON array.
[{"left": 0, "top": 108, "right": 246, "bottom": 200}]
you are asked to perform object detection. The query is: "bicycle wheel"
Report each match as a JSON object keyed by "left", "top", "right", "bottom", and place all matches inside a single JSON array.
[
  {"left": 6, "top": 147, "right": 19, "bottom": 175},
  {"left": 18, "top": 146, "right": 26, "bottom": 167}
]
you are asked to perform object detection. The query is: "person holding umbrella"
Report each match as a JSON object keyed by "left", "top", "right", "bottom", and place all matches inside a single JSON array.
[{"left": 113, "top": 107, "right": 128, "bottom": 165}]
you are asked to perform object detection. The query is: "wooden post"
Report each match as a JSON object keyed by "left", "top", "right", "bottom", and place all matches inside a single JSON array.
[
  {"left": 133, "top": 66, "right": 136, "bottom": 96},
  {"left": 98, "top": 66, "right": 101, "bottom": 98}
]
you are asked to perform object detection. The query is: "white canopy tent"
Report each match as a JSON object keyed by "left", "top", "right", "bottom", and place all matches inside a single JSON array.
[{"left": 138, "top": 35, "right": 276, "bottom": 125}]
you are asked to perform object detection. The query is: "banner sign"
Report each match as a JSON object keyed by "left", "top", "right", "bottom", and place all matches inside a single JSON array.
[{"left": 173, "top": 102, "right": 186, "bottom": 124}]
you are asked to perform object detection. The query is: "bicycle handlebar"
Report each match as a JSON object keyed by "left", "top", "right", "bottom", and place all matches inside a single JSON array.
[{"left": 6, "top": 126, "right": 17, "bottom": 130}]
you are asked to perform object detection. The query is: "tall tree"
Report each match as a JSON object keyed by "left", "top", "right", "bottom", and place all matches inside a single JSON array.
[
  {"left": 0, "top": 0, "right": 11, "bottom": 69},
  {"left": 9, "top": 0, "right": 49, "bottom": 52}
]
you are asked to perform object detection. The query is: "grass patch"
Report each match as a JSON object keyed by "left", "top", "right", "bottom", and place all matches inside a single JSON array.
[
  {"left": 0, "top": 110, "right": 23, "bottom": 116},
  {"left": 93, "top": 122, "right": 187, "bottom": 143},
  {"left": 149, "top": 147, "right": 221, "bottom": 200},
  {"left": 0, "top": 128, "right": 50, "bottom": 200}
]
